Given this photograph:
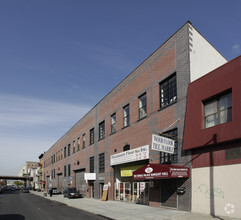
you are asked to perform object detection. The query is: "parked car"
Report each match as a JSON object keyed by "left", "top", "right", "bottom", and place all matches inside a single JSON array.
[
  {"left": 47, "top": 187, "right": 61, "bottom": 195},
  {"left": 22, "top": 188, "right": 30, "bottom": 193},
  {"left": 63, "top": 188, "right": 82, "bottom": 199}
]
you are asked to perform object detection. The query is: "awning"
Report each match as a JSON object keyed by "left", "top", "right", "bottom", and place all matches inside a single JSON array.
[{"left": 132, "top": 163, "right": 190, "bottom": 180}]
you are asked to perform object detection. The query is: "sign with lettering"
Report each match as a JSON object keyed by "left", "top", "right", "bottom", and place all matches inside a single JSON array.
[
  {"left": 84, "top": 173, "right": 96, "bottom": 180},
  {"left": 120, "top": 165, "right": 144, "bottom": 177},
  {"left": 151, "top": 134, "right": 174, "bottom": 154},
  {"left": 110, "top": 145, "right": 149, "bottom": 166},
  {"left": 133, "top": 164, "right": 190, "bottom": 180}
]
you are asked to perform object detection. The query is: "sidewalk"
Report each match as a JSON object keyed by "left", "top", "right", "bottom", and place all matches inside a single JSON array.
[{"left": 30, "top": 191, "right": 239, "bottom": 220}]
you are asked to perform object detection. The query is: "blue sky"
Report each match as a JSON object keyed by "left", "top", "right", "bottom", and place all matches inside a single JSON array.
[{"left": 0, "top": 0, "right": 240, "bottom": 176}]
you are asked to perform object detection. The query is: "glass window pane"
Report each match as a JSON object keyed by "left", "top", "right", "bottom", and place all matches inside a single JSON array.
[
  {"left": 205, "top": 113, "right": 218, "bottom": 128},
  {"left": 220, "top": 108, "right": 232, "bottom": 124},
  {"left": 204, "top": 101, "right": 217, "bottom": 116},
  {"left": 219, "top": 93, "right": 232, "bottom": 111}
]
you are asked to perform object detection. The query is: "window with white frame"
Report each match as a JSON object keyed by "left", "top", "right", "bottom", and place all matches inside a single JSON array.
[
  {"left": 160, "top": 73, "right": 177, "bottom": 108},
  {"left": 139, "top": 93, "right": 147, "bottom": 119},
  {"left": 99, "top": 121, "right": 105, "bottom": 140},
  {"left": 123, "top": 104, "right": 130, "bottom": 128},
  {"left": 203, "top": 91, "right": 232, "bottom": 128},
  {"left": 89, "top": 156, "right": 94, "bottom": 173},
  {"left": 82, "top": 134, "right": 86, "bottom": 149},
  {"left": 111, "top": 113, "right": 116, "bottom": 134},
  {"left": 99, "top": 153, "right": 105, "bottom": 173},
  {"left": 160, "top": 128, "right": 178, "bottom": 164},
  {"left": 77, "top": 137, "right": 80, "bottom": 151},
  {"left": 73, "top": 141, "right": 75, "bottom": 153},
  {"left": 90, "top": 128, "right": 94, "bottom": 145}
]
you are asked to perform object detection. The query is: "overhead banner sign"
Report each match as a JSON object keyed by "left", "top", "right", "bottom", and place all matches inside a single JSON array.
[
  {"left": 133, "top": 164, "right": 190, "bottom": 180},
  {"left": 110, "top": 145, "right": 149, "bottom": 166},
  {"left": 151, "top": 134, "right": 174, "bottom": 154}
]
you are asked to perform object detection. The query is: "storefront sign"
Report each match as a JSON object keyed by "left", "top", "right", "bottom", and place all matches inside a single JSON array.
[
  {"left": 84, "top": 173, "right": 96, "bottom": 180},
  {"left": 140, "top": 182, "right": 145, "bottom": 192},
  {"left": 110, "top": 145, "right": 149, "bottom": 166},
  {"left": 133, "top": 164, "right": 190, "bottom": 180},
  {"left": 120, "top": 165, "right": 144, "bottom": 177},
  {"left": 151, "top": 134, "right": 174, "bottom": 154},
  {"left": 103, "top": 184, "right": 109, "bottom": 190}
]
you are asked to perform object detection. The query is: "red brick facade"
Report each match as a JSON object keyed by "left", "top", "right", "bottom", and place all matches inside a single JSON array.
[{"left": 43, "top": 22, "right": 193, "bottom": 211}]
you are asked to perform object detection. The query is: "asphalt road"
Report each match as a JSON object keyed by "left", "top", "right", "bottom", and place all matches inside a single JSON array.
[{"left": 0, "top": 190, "right": 109, "bottom": 220}]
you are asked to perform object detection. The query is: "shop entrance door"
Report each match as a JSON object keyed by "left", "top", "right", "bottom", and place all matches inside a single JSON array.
[
  {"left": 132, "top": 182, "right": 149, "bottom": 205},
  {"left": 161, "top": 179, "right": 177, "bottom": 208},
  {"left": 116, "top": 182, "right": 131, "bottom": 201},
  {"left": 88, "top": 181, "right": 94, "bottom": 198}
]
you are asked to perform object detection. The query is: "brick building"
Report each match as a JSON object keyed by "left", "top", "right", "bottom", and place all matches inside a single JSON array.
[
  {"left": 183, "top": 55, "right": 241, "bottom": 218},
  {"left": 43, "top": 21, "right": 226, "bottom": 211}
]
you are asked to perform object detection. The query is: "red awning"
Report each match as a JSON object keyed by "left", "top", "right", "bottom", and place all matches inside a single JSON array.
[{"left": 132, "top": 163, "right": 190, "bottom": 180}]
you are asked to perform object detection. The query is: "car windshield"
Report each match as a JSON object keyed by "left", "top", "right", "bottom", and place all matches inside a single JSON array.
[{"left": 68, "top": 188, "right": 76, "bottom": 192}]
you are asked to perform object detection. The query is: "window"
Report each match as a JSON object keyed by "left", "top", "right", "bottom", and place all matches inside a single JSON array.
[
  {"left": 64, "top": 165, "right": 67, "bottom": 177},
  {"left": 123, "top": 144, "right": 130, "bottom": 151},
  {"left": 64, "top": 147, "right": 67, "bottom": 158},
  {"left": 111, "top": 113, "right": 116, "bottom": 134},
  {"left": 90, "top": 128, "right": 94, "bottom": 145},
  {"left": 139, "top": 93, "right": 147, "bottom": 119},
  {"left": 203, "top": 91, "right": 232, "bottom": 128},
  {"left": 123, "top": 104, "right": 130, "bottom": 128},
  {"left": 68, "top": 144, "right": 71, "bottom": 156},
  {"left": 225, "top": 146, "right": 241, "bottom": 160},
  {"left": 51, "top": 169, "right": 55, "bottom": 179},
  {"left": 77, "top": 137, "right": 80, "bottom": 151},
  {"left": 68, "top": 164, "right": 71, "bottom": 177},
  {"left": 160, "top": 129, "right": 178, "bottom": 164},
  {"left": 82, "top": 134, "right": 86, "bottom": 148},
  {"left": 160, "top": 73, "right": 177, "bottom": 108},
  {"left": 73, "top": 141, "right": 75, "bottom": 154},
  {"left": 99, "top": 121, "right": 105, "bottom": 140},
  {"left": 89, "top": 156, "right": 94, "bottom": 173},
  {"left": 99, "top": 153, "right": 105, "bottom": 173}
]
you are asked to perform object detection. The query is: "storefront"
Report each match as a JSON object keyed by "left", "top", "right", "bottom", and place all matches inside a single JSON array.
[
  {"left": 110, "top": 145, "right": 149, "bottom": 204},
  {"left": 133, "top": 163, "right": 190, "bottom": 208},
  {"left": 84, "top": 173, "right": 96, "bottom": 198}
]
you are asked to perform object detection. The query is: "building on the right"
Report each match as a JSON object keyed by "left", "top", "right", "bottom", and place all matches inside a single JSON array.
[{"left": 183, "top": 55, "right": 241, "bottom": 218}]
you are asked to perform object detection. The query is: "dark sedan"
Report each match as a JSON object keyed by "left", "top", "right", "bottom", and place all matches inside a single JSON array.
[
  {"left": 22, "top": 188, "right": 30, "bottom": 193},
  {"left": 63, "top": 188, "right": 82, "bottom": 199}
]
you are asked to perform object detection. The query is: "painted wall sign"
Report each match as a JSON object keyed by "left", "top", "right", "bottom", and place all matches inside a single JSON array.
[
  {"left": 151, "top": 134, "right": 174, "bottom": 154},
  {"left": 110, "top": 145, "right": 149, "bottom": 166}
]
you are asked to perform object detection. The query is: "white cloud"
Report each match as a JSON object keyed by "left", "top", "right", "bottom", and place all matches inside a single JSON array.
[
  {"left": 232, "top": 44, "right": 240, "bottom": 53},
  {"left": 0, "top": 136, "right": 53, "bottom": 176},
  {"left": 0, "top": 94, "right": 90, "bottom": 127},
  {"left": 0, "top": 94, "right": 91, "bottom": 176}
]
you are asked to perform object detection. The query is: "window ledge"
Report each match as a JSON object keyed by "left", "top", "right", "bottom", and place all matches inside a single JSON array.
[
  {"left": 158, "top": 101, "right": 177, "bottom": 112},
  {"left": 122, "top": 125, "right": 130, "bottom": 130},
  {"left": 137, "top": 116, "right": 147, "bottom": 122}
]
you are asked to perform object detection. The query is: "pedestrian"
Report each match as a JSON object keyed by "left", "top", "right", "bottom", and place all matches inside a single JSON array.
[{"left": 49, "top": 187, "right": 53, "bottom": 197}]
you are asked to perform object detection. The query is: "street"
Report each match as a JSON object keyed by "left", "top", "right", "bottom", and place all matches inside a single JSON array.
[{"left": 0, "top": 190, "right": 109, "bottom": 220}]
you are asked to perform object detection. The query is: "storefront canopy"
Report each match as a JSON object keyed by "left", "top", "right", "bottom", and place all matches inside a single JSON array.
[{"left": 132, "top": 163, "right": 190, "bottom": 180}]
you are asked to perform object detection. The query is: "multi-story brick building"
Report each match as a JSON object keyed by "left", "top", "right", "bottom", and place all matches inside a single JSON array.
[
  {"left": 43, "top": 21, "right": 226, "bottom": 211},
  {"left": 183, "top": 55, "right": 241, "bottom": 218}
]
